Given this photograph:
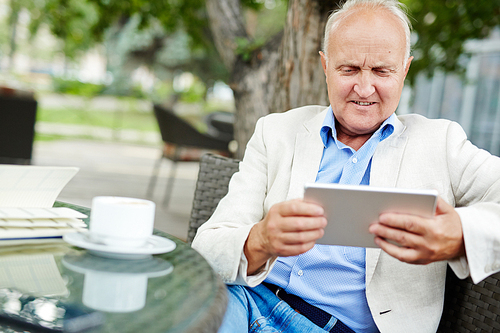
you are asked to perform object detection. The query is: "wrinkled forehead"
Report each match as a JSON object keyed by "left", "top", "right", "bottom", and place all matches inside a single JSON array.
[{"left": 328, "top": 6, "right": 407, "bottom": 63}]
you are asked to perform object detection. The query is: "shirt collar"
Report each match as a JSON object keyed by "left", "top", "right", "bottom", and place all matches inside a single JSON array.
[{"left": 319, "top": 106, "right": 395, "bottom": 147}]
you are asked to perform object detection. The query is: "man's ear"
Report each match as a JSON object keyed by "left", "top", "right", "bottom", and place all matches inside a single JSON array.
[
  {"left": 404, "top": 56, "right": 413, "bottom": 76},
  {"left": 319, "top": 51, "right": 328, "bottom": 74}
]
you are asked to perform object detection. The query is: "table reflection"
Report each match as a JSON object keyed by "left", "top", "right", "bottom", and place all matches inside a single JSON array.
[
  {"left": 0, "top": 253, "right": 68, "bottom": 296},
  {"left": 0, "top": 227, "right": 227, "bottom": 332},
  {"left": 62, "top": 253, "right": 173, "bottom": 313}
]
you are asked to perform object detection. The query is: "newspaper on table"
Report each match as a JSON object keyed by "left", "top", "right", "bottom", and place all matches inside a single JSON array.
[{"left": 0, "top": 166, "right": 87, "bottom": 244}]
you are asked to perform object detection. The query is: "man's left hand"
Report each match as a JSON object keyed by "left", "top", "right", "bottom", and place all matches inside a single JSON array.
[{"left": 368, "top": 197, "right": 465, "bottom": 264}]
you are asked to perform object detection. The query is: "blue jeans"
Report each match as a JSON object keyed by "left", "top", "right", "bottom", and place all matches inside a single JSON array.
[{"left": 218, "top": 284, "right": 338, "bottom": 333}]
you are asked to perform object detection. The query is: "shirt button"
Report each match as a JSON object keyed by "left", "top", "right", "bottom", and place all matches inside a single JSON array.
[
  {"left": 297, "top": 270, "right": 303, "bottom": 276},
  {"left": 352, "top": 157, "right": 358, "bottom": 163}
]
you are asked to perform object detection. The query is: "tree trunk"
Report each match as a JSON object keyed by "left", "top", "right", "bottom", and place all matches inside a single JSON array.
[
  {"left": 230, "top": 34, "right": 282, "bottom": 158},
  {"left": 272, "top": 0, "right": 339, "bottom": 113},
  {"left": 206, "top": 0, "right": 340, "bottom": 158}
]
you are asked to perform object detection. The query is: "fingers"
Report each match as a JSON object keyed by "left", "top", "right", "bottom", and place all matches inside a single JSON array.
[
  {"left": 373, "top": 196, "right": 455, "bottom": 236},
  {"left": 370, "top": 218, "right": 439, "bottom": 265},
  {"left": 376, "top": 212, "right": 427, "bottom": 235},
  {"left": 369, "top": 218, "right": 423, "bottom": 247},
  {"left": 267, "top": 200, "right": 327, "bottom": 232},
  {"left": 244, "top": 199, "right": 327, "bottom": 274},
  {"left": 261, "top": 200, "right": 327, "bottom": 254},
  {"left": 276, "top": 199, "right": 325, "bottom": 218},
  {"left": 268, "top": 235, "right": 319, "bottom": 257},
  {"left": 273, "top": 215, "right": 327, "bottom": 233},
  {"left": 273, "top": 224, "right": 325, "bottom": 245},
  {"left": 373, "top": 236, "right": 431, "bottom": 264},
  {"left": 369, "top": 196, "right": 465, "bottom": 265}
]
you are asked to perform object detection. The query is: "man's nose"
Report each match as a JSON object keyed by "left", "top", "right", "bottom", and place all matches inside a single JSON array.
[{"left": 353, "top": 72, "right": 375, "bottom": 97}]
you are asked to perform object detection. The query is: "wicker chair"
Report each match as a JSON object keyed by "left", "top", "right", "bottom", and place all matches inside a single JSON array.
[
  {"left": 187, "top": 153, "right": 240, "bottom": 243},
  {"left": 147, "top": 104, "right": 234, "bottom": 207},
  {"left": 0, "top": 92, "right": 37, "bottom": 164},
  {"left": 188, "top": 153, "right": 500, "bottom": 332}
]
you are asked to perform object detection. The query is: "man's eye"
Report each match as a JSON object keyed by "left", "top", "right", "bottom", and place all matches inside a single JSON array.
[
  {"left": 341, "top": 68, "right": 356, "bottom": 74},
  {"left": 375, "top": 69, "right": 390, "bottom": 75}
]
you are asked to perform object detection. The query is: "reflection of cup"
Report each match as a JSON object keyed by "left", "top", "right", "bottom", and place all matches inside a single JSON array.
[
  {"left": 83, "top": 272, "right": 147, "bottom": 312},
  {"left": 89, "top": 196, "right": 155, "bottom": 247},
  {"left": 62, "top": 253, "right": 173, "bottom": 313}
]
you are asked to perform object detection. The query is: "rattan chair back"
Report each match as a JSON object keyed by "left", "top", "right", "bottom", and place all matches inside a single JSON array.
[
  {"left": 437, "top": 268, "right": 500, "bottom": 332},
  {"left": 187, "top": 153, "right": 240, "bottom": 243}
]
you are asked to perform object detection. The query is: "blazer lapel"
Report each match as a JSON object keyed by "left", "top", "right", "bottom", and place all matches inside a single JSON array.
[
  {"left": 370, "top": 117, "right": 408, "bottom": 187},
  {"left": 286, "top": 109, "right": 328, "bottom": 200},
  {"left": 366, "top": 116, "right": 408, "bottom": 286}
]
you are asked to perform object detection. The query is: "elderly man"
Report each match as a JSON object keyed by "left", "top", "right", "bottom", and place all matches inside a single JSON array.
[{"left": 192, "top": 0, "right": 500, "bottom": 332}]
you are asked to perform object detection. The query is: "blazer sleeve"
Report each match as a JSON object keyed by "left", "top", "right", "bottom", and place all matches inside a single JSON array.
[
  {"left": 446, "top": 121, "right": 500, "bottom": 283},
  {"left": 191, "top": 117, "right": 278, "bottom": 286}
]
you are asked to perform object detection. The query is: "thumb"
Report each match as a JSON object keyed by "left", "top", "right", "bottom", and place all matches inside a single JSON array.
[{"left": 435, "top": 196, "right": 453, "bottom": 216}]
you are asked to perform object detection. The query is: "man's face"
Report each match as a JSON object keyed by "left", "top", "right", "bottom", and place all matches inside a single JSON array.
[{"left": 320, "top": 7, "right": 412, "bottom": 139}]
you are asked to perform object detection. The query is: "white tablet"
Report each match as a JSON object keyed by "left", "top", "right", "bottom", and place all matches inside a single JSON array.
[{"left": 303, "top": 183, "right": 438, "bottom": 248}]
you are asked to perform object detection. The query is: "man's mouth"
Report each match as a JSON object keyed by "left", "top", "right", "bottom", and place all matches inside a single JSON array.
[{"left": 352, "top": 101, "right": 376, "bottom": 106}]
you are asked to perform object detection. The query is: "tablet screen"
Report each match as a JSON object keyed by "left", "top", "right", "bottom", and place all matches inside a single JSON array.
[{"left": 303, "top": 183, "right": 438, "bottom": 248}]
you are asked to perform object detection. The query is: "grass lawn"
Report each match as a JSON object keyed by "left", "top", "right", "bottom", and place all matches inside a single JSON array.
[
  {"left": 34, "top": 94, "right": 234, "bottom": 144},
  {"left": 37, "top": 107, "right": 158, "bottom": 132}
]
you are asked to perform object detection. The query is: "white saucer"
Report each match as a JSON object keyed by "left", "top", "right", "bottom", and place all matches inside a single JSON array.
[{"left": 63, "top": 232, "right": 176, "bottom": 260}]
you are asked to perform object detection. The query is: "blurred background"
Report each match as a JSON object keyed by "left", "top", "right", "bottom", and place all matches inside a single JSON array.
[{"left": 0, "top": 0, "right": 498, "bottom": 241}]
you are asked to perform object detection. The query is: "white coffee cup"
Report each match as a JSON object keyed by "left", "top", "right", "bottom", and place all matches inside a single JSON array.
[{"left": 89, "top": 196, "right": 155, "bottom": 248}]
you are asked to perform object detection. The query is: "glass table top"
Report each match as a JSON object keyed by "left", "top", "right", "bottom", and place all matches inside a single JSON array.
[{"left": 0, "top": 203, "right": 227, "bottom": 333}]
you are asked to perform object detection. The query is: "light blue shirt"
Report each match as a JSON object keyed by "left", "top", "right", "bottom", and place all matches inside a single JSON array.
[{"left": 264, "top": 107, "right": 395, "bottom": 333}]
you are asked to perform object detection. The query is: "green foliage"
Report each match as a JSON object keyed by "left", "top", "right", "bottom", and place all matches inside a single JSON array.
[
  {"left": 101, "top": 82, "right": 148, "bottom": 99},
  {"left": 13, "top": 0, "right": 228, "bottom": 83},
  {"left": 52, "top": 77, "right": 105, "bottom": 97},
  {"left": 0, "top": 9, "right": 11, "bottom": 56},
  {"left": 402, "top": 0, "right": 500, "bottom": 83},
  {"left": 87, "top": 0, "right": 208, "bottom": 49},
  {"left": 10, "top": 0, "right": 500, "bottom": 95},
  {"left": 235, "top": 37, "right": 266, "bottom": 62},
  {"left": 149, "top": 80, "right": 175, "bottom": 104},
  {"left": 234, "top": 0, "right": 287, "bottom": 63},
  {"left": 251, "top": 1, "right": 288, "bottom": 41},
  {"left": 27, "top": 0, "right": 99, "bottom": 59},
  {"left": 88, "top": 0, "right": 230, "bottom": 88},
  {"left": 179, "top": 79, "right": 207, "bottom": 103},
  {"left": 240, "top": 0, "right": 265, "bottom": 11}
]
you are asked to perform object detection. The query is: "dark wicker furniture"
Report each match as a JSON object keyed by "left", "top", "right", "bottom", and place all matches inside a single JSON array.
[
  {"left": 188, "top": 153, "right": 500, "bottom": 332},
  {"left": 147, "top": 104, "right": 233, "bottom": 206},
  {"left": 187, "top": 153, "right": 240, "bottom": 243},
  {"left": 0, "top": 93, "right": 37, "bottom": 164}
]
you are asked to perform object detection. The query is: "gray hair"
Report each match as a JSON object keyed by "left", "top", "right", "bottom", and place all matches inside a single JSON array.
[{"left": 322, "top": 0, "right": 412, "bottom": 66}]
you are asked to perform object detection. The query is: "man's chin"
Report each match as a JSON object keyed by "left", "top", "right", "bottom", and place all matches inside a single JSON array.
[{"left": 341, "top": 120, "right": 384, "bottom": 137}]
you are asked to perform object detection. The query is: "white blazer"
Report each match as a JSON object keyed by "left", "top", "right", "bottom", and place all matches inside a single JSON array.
[{"left": 192, "top": 105, "right": 500, "bottom": 333}]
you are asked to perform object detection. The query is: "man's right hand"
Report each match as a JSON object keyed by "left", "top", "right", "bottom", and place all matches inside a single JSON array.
[{"left": 244, "top": 199, "right": 327, "bottom": 275}]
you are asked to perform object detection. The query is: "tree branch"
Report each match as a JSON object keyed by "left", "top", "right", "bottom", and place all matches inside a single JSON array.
[{"left": 205, "top": 0, "right": 248, "bottom": 71}]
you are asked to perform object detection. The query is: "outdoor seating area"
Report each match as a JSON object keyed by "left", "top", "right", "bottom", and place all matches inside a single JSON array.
[{"left": 1, "top": 0, "right": 499, "bottom": 331}]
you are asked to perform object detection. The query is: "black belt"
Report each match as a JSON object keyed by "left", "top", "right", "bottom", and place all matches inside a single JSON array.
[{"left": 263, "top": 282, "right": 355, "bottom": 333}]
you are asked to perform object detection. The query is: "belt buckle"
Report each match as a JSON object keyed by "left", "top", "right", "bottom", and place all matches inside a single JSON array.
[{"left": 274, "top": 288, "right": 302, "bottom": 315}]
